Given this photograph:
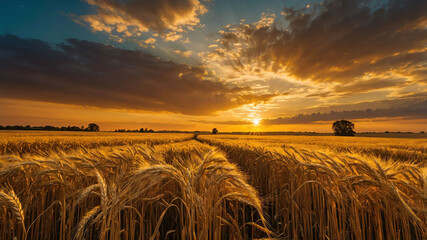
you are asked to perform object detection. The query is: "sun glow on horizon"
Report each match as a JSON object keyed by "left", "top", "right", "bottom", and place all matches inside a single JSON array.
[{"left": 252, "top": 119, "right": 261, "bottom": 125}]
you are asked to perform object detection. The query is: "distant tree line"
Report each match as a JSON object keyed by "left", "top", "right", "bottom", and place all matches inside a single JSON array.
[
  {"left": 384, "top": 131, "right": 424, "bottom": 134},
  {"left": 114, "top": 128, "right": 155, "bottom": 133},
  {"left": 0, "top": 123, "right": 100, "bottom": 132}
]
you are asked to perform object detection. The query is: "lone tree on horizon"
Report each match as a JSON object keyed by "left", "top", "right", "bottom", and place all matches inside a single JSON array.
[
  {"left": 88, "top": 123, "right": 100, "bottom": 132},
  {"left": 212, "top": 128, "right": 218, "bottom": 134},
  {"left": 332, "top": 120, "right": 355, "bottom": 136}
]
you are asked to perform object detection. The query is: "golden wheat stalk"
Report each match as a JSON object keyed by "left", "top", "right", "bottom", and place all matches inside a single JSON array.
[{"left": 0, "top": 187, "right": 26, "bottom": 238}]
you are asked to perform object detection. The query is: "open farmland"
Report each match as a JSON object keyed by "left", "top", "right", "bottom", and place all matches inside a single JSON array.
[
  {"left": 0, "top": 131, "right": 195, "bottom": 155},
  {"left": 0, "top": 131, "right": 425, "bottom": 239},
  {"left": 198, "top": 134, "right": 427, "bottom": 164}
]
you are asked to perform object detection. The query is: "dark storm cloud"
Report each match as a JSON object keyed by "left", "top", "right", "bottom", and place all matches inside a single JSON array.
[
  {"left": 264, "top": 96, "right": 427, "bottom": 124},
  {"left": 213, "top": 0, "right": 426, "bottom": 86},
  {"left": 0, "top": 34, "right": 273, "bottom": 115}
]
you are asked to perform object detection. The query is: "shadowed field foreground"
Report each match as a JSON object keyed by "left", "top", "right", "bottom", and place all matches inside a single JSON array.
[{"left": 0, "top": 132, "right": 425, "bottom": 239}]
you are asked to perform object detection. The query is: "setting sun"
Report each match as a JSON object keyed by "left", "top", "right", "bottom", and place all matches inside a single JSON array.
[{"left": 252, "top": 119, "right": 261, "bottom": 125}]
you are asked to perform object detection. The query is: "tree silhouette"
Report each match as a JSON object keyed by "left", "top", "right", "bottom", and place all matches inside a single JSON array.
[
  {"left": 88, "top": 123, "right": 100, "bottom": 132},
  {"left": 332, "top": 120, "right": 355, "bottom": 136},
  {"left": 212, "top": 128, "right": 218, "bottom": 134}
]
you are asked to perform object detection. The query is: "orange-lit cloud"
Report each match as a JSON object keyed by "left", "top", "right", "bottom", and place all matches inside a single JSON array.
[
  {"left": 207, "top": 0, "right": 426, "bottom": 88},
  {"left": 0, "top": 34, "right": 275, "bottom": 115},
  {"left": 1, "top": 0, "right": 426, "bottom": 132},
  {"left": 78, "top": 0, "right": 207, "bottom": 43},
  {"left": 197, "top": 0, "right": 427, "bottom": 129},
  {"left": 174, "top": 50, "right": 192, "bottom": 58}
]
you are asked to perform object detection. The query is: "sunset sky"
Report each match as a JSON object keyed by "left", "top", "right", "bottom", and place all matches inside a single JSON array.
[{"left": 0, "top": 0, "right": 426, "bottom": 132}]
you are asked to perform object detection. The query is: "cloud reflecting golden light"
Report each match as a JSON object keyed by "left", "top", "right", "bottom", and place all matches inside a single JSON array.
[
  {"left": 77, "top": 0, "right": 207, "bottom": 44},
  {"left": 0, "top": 0, "right": 426, "bottom": 132}
]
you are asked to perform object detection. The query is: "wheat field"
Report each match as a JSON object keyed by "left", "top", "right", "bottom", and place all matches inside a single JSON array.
[{"left": 0, "top": 131, "right": 425, "bottom": 239}]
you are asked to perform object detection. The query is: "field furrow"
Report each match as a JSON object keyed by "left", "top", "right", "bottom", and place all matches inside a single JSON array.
[{"left": 197, "top": 135, "right": 426, "bottom": 239}]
